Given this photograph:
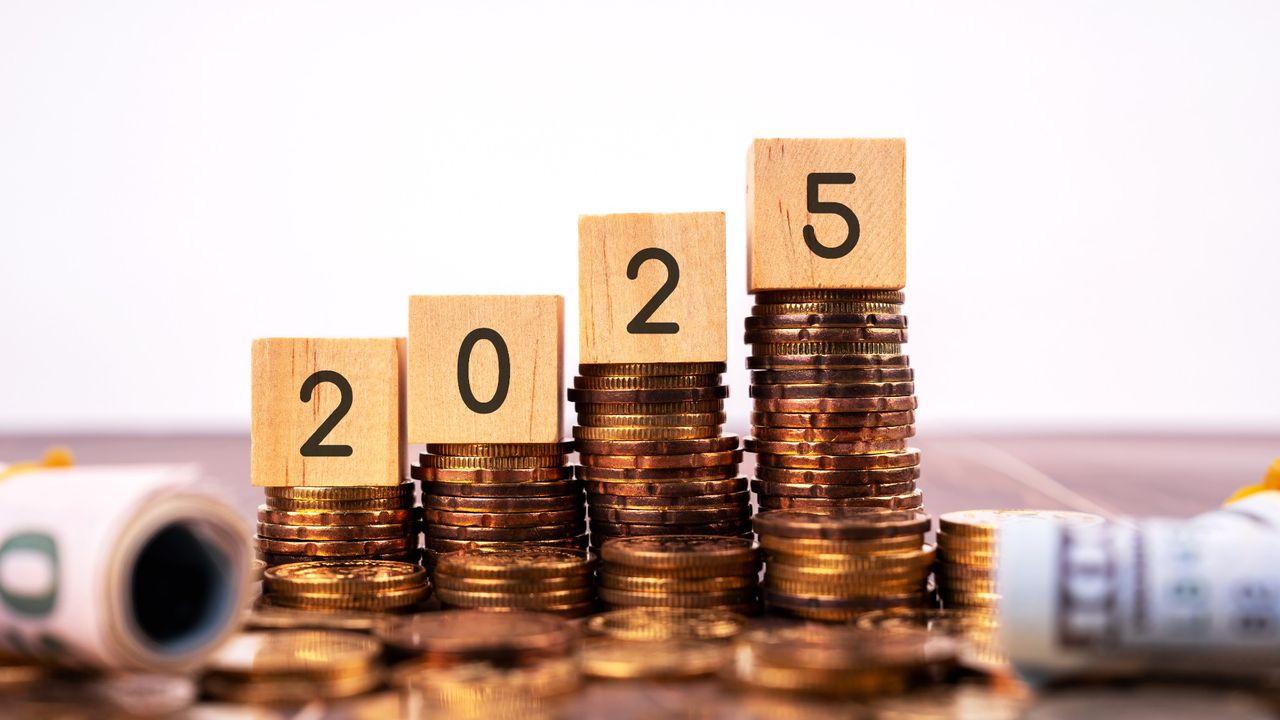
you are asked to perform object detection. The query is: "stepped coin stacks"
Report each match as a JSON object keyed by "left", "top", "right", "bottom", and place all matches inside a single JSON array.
[
  {"left": 432, "top": 546, "right": 596, "bottom": 617},
  {"left": 256, "top": 484, "right": 421, "bottom": 568},
  {"left": 596, "top": 535, "right": 760, "bottom": 613}
]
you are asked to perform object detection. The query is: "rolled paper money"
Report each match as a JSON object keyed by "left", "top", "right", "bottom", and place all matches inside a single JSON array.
[
  {"left": 998, "top": 491, "right": 1280, "bottom": 680},
  {"left": 0, "top": 462, "right": 252, "bottom": 671}
]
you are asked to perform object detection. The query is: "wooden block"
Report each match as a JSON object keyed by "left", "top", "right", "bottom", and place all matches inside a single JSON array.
[
  {"left": 408, "top": 295, "right": 563, "bottom": 444},
  {"left": 747, "top": 138, "right": 906, "bottom": 291},
  {"left": 251, "top": 338, "right": 405, "bottom": 487},
  {"left": 578, "top": 212, "right": 727, "bottom": 364}
]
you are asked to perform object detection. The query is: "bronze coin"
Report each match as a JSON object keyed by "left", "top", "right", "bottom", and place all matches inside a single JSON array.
[
  {"left": 567, "top": 386, "right": 729, "bottom": 404},
  {"left": 749, "top": 382, "right": 915, "bottom": 400},
  {"left": 264, "top": 483, "right": 415, "bottom": 501},
  {"left": 574, "top": 400, "right": 724, "bottom": 415},
  {"left": 750, "top": 342, "right": 904, "bottom": 357},
  {"left": 264, "top": 496, "right": 415, "bottom": 512},
  {"left": 590, "top": 520, "right": 752, "bottom": 537},
  {"left": 598, "top": 587, "right": 758, "bottom": 608},
  {"left": 573, "top": 374, "right": 721, "bottom": 390},
  {"left": 589, "top": 491, "right": 749, "bottom": 509},
  {"left": 422, "top": 479, "right": 581, "bottom": 498},
  {"left": 750, "top": 426, "right": 915, "bottom": 443},
  {"left": 433, "top": 573, "right": 592, "bottom": 593},
  {"left": 746, "top": 353, "right": 910, "bottom": 370},
  {"left": 751, "top": 367, "right": 914, "bottom": 385},
  {"left": 753, "top": 509, "right": 930, "bottom": 540},
  {"left": 256, "top": 522, "right": 409, "bottom": 541},
  {"left": 578, "top": 450, "right": 743, "bottom": 470},
  {"left": 424, "top": 523, "right": 586, "bottom": 542},
  {"left": 754, "top": 289, "right": 906, "bottom": 305},
  {"left": 417, "top": 454, "right": 568, "bottom": 470},
  {"left": 578, "top": 362, "right": 727, "bottom": 377},
  {"left": 258, "top": 551, "right": 420, "bottom": 567},
  {"left": 751, "top": 479, "right": 916, "bottom": 498},
  {"left": 584, "top": 477, "right": 748, "bottom": 497},
  {"left": 422, "top": 508, "right": 583, "bottom": 529},
  {"left": 597, "top": 536, "right": 757, "bottom": 568},
  {"left": 573, "top": 425, "right": 721, "bottom": 441},
  {"left": 744, "top": 327, "right": 908, "bottom": 344},
  {"left": 754, "top": 465, "right": 921, "bottom": 485},
  {"left": 753, "top": 396, "right": 918, "bottom": 413},
  {"left": 256, "top": 535, "right": 418, "bottom": 557},
  {"left": 424, "top": 494, "right": 583, "bottom": 513},
  {"left": 755, "top": 449, "right": 920, "bottom": 471},
  {"left": 762, "top": 590, "right": 928, "bottom": 612},
  {"left": 423, "top": 535, "right": 590, "bottom": 555},
  {"left": 752, "top": 300, "right": 902, "bottom": 316},
  {"left": 575, "top": 411, "right": 726, "bottom": 428},
  {"left": 745, "top": 438, "right": 908, "bottom": 455},
  {"left": 744, "top": 313, "right": 908, "bottom": 330},
  {"left": 576, "top": 465, "right": 738, "bottom": 481},
  {"left": 258, "top": 506, "right": 416, "bottom": 526},
  {"left": 598, "top": 574, "right": 756, "bottom": 593},
  {"left": 412, "top": 465, "right": 574, "bottom": 483},
  {"left": 574, "top": 436, "right": 740, "bottom": 456},
  {"left": 758, "top": 491, "right": 924, "bottom": 511},
  {"left": 589, "top": 505, "right": 752, "bottom": 525},
  {"left": 751, "top": 410, "right": 916, "bottom": 429},
  {"left": 425, "top": 441, "right": 574, "bottom": 457}
]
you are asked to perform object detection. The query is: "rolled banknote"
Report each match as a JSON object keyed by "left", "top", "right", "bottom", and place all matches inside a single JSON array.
[
  {"left": 998, "top": 491, "right": 1280, "bottom": 680},
  {"left": 0, "top": 461, "right": 252, "bottom": 671}
]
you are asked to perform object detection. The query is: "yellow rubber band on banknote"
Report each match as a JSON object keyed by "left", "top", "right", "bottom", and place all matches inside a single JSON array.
[
  {"left": 0, "top": 447, "right": 75, "bottom": 483},
  {"left": 1224, "top": 458, "right": 1280, "bottom": 505}
]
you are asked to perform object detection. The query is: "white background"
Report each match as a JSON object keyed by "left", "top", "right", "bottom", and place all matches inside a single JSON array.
[{"left": 1, "top": 1, "right": 1277, "bottom": 433}]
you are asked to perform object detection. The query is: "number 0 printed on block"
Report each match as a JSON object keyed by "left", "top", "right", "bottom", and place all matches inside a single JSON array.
[
  {"left": 747, "top": 138, "right": 906, "bottom": 291},
  {"left": 408, "top": 295, "right": 564, "bottom": 444},
  {"left": 251, "top": 338, "right": 405, "bottom": 487}
]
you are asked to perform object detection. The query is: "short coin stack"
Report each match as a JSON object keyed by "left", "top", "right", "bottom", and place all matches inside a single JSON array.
[
  {"left": 597, "top": 535, "right": 760, "bottom": 614},
  {"left": 936, "top": 509, "right": 1103, "bottom": 610},
  {"left": 756, "top": 509, "right": 935, "bottom": 621},
  {"left": 745, "top": 289, "right": 923, "bottom": 512},
  {"left": 569, "top": 362, "right": 750, "bottom": 550},
  {"left": 256, "top": 483, "right": 420, "bottom": 568},
  {"left": 411, "top": 442, "right": 586, "bottom": 567},
  {"left": 262, "top": 559, "right": 431, "bottom": 613},
  {"left": 201, "top": 630, "right": 383, "bottom": 704},
  {"left": 432, "top": 547, "right": 596, "bottom": 617}
]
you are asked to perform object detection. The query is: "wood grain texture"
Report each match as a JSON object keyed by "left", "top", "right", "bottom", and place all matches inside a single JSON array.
[
  {"left": 747, "top": 138, "right": 906, "bottom": 292},
  {"left": 408, "top": 295, "right": 564, "bottom": 444},
  {"left": 578, "top": 212, "right": 727, "bottom": 364},
  {"left": 250, "top": 338, "right": 405, "bottom": 487}
]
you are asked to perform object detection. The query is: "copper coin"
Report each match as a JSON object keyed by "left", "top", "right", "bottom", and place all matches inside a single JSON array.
[
  {"left": 264, "top": 496, "right": 415, "bottom": 512},
  {"left": 753, "top": 396, "right": 918, "bottom": 413},
  {"left": 578, "top": 450, "right": 743, "bottom": 470},
  {"left": 576, "top": 465, "right": 738, "bottom": 481},
  {"left": 751, "top": 367, "right": 914, "bottom": 385},
  {"left": 264, "top": 483, "right": 415, "bottom": 501},
  {"left": 754, "top": 289, "right": 906, "bottom": 305},
  {"left": 433, "top": 573, "right": 592, "bottom": 593},
  {"left": 599, "top": 587, "right": 758, "bottom": 608},
  {"left": 412, "top": 465, "right": 574, "bottom": 483},
  {"left": 424, "top": 494, "right": 582, "bottom": 513},
  {"left": 584, "top": 477, "right": 748, "bottom": 497},
  {"left": 424, "top": 523, "right": 585, "bottom": 542},
  {"left": 752, "top": 300, "right": 902, "bottom": 316},
  {"left": 576, "top": 411, "right": 726, "bottom": 428},
  {"left": 755, "top": 465, "right": 921, "bottom": 485},
  {"left": 574, "top": 436, "right": 739, "bottom": 456},
  {"left": 744, "top": 313, "right": 908, "bottom": 330},
  {"left": 590, "top": 520, "right": 752, "bottom": 537},
  {"left": 753, "top": 509, "right": 930, "bottom": 540},
  {"left": 749, "top": 382, "right": 915, "bottom": 400},
  {"left": 589, "top": 505, "right": 751, "bottom": 525},
  {"left": 425, "top": 441, "right": 574, "bottom": 457},
  {"left": 423, "top": 534, "right": 590, "bottom": 555},
  {"left": 755, "top": 449, "right": 920, "bottom": 470},
  {"left": 745, "top": 438, "right": 908, "bottom": 455},
  {"left": 573, "top": 425, "right": 721, "bottom": 441},
  {"left": 422, "top": 479, "right": 581, "bottom": 498},
  {"left": 589, "top": 491, "right": 749, "bottom": 509},
  {"left": 375, "top": 610, "right": 577, "bottom": 664},
  {"left": 578, "top": 362, "right": 727, "bottom": 377},
  {"left": 417, "top": 454, "right": 568, "bottom": 470},
  {"left": 256, "top": 535, "right": 418, "bottom": 557},
  {"left": 750, "top": 342, "right": 904, "bottom": 357},
  {"left": 423, "top": 508, "right": 583, "bottom": 529},
  {"left": 597, "top": 535, "right": 758, "bottom": 568},
  {"left": 567, "top": 386, "right": 728, "bottom": 404},
  {"left": 758, "top": 491, "right": 924, "bottom": 511},
  {"left": 258, "top": 506, "right": 416, "bottom": 526},
  {"left": 574, "top": 400, "right": 724, "bottom": 415},
  {"left": 751, "top": 410, "right": 916, "bottom": 429},
  {"left": 256, "top": 522, "right": 409, "bottom": 541},
  {"left": 598, "top": 574, "right": 756, "bottom": 593},
  {"left": 750, "top": 426, "right": 915, "bottom": 443},
  {"left": 258, "top": 551, "right": 419, "bottom": 567},
  {"left": 433, "top": 547, "right": 594, "bottom": 580},
  {"left": 744, "top": 327, "right": 908, "bottom": 344},
  {"left": 746, "top": 353, "right": 910, "bottom": 370},
  {"left": 751, "top": 479, "right": 916, "bottom": 498},
  {"left": 573, "top": 374, "right": 721, "bottom": 390},
  {"left": 762, "top": 590, "right": 928, "bottom": 612}
]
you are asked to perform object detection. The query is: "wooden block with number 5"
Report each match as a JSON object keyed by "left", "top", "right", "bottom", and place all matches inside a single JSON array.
[
  {"left": 408, "top": 295, "right": 563, "bottom": 444},
  {"left": 251, "top": 338, "right": 405, "bottom": 487},
  {"left": 578, "top": 212, "right": 727, "bottom": 364},
  {"left": 747, "top": 138, "right": 906, "bottom": 291}
]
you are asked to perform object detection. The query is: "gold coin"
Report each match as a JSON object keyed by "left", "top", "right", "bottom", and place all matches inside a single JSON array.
[
  {"left": 202, "top": 669, "right": 381, "bottom": 704},
  {"left": 425, "top": 493, "right": 581, "bottom": 513},
  {"left": 590, "top": 519, "right": 752, "bottom": 538},
  {"left": 433, "top": 547, "right": 592, "bottom": 580},
  {"left": 422, "top": 478, "right": 580, "bottom": 497},
  {"left": 936, "top": 531, "right": 996, "bottom": 552},
  {"left": 751, "top": 481, "right": 915, "bottom": 501},
  {"left": 573, "top": 374, "right": 721, "bottom": 390},
  {"left": 938, "top": 509, "right": 1104, "bottom": 538},
  {"left": 583, "top": 477, "right": 747, "bottom": 497},
  {"left": 750, "top": 424, "right": 915, "bottom": 442},
  {"left": 392, "top": 657, "right": 582, "bottom": 708},
  {"left": 939, "top": 590, "right": 1001, "bottom": 607},
  {"left": 936, "top": 576, "right": 999, "bottom": 594},
  {"left": 582, "top": 637, "right": 729, "bottom": 680},
  {"left": 567, "top": 386, "right": 728, "bottom": 404},
  {"left": 754, "top": 509, "right": 929, "bottom": 540},
  {"left": 273, "top": 585, "right": 432, "bottom": 611},
  {"left": 257, "top": 535, "right": 417, "bottom": 557},
  {"left": 600, "top": 559, "right": 759, "bottom": 580},
  {"left": 425, "top": 441, "right": 574, "bottom": 457},
  {"left": 751, "top": 341, "right": 904, "bottom": 357},
  {"left": 425, "top": 523, "right": 585, "bottom": 542},
  {"left": 936, "top": 547, "right": 997, "bottom": 567},
  {"left": 585, "top": 607, "right": 747, "bottom": 641},
  {"left": 599, "top": 535, "right": 758, "bottom": 569},
  {"left": 765, "top": 576, "right": 925, "bottom": 597},
  {"left": 375, "top": 610, "right": 577, "bottom": 664},
  {"left": 765, "top": 552, "right": 935, "bottom": 580},
  {"left": 598, "top": 587, "right": 756, "bottom": 608},
  {"left": 263, "top": 483, "right": 414, "bottom": 501},
  {"left": 758, "top": 491, "right": 924, "bottom": 511},
  {"left": 754, "top": 289, "right": 906, "bottom": 304},
  {"left": 745, "top": 437, "right": 908, "bottom": 455},
  {"left": 752, "top": 409, "right": 915, "bottom": 429},
  {"left": 753, "top": 395, "right": 918, "bottom": 413},
  {"left": 759, "top": 534, "right": 923, "bottom": 556},
  {"left": 745, "top": 327, "right": 908, "bottom": 344},
  {"left": 574, "top": 399, "right": 725, "bottom": 415},
  {"left": 755, "top": 448, "right": 920, "bottom": 470},
  {"left": 745, "top": 312, "right": 908, "bottom": 330},
  {"left": 589, "top": 490, "right": 748, "bottom": 509},
  {"left": 751, "top": 300, "right": 902, "bottom": 316},
  {"left": 257, "top": 506, "right": 415, "bottom": 526},
  {"left": 573, "top": 425, "right": 720, "bottom": 441},
  {"left": 436, "top": 586, "right": 595, "bottom": 608},
  {"left": 576, "top": 465, "right": 737, "bottom": 481},
  {"left": 747, "top": 353, "right": 910, "bottom": 370},
  {"left": 256, "top": 521, "right": 408, "bottom": 541},
  {"left": 589, "top": 505, "right": 750, "bottom": 525},
  {"left": 423, "top": 535, "right": 589, "bottom": 555},
  {"left": 574, "top": 435, "right": 739, "bottom": 456},
  {"left": 204, "top": 630, "right": 379, "bottom": 679},
  {"left": 434, "top": 573, "right": 590, "bottom": 592},
  {"left": 418, "top": 454, "right": 567, "bottom": 470},
  {"left": 578, "top": 361, "right": 727, "bottom": 377},
  {"left": 423, "top": 507, "right": 582, "bottom": 529},
  {"left": 578, "top": 449, "right": 742, "bottom": 469},
  {"left": 414, "top": 465, "right": 574, "bottom": 483},
  {"left": 264, "top": 559, "right": 425, "bottom": 595},
  {"left": 599, "top": 573, "right": 756, "bottom": 594},
  {"left": 576, "top": 411, "right": 726, "bottom": 428},
  {"left": 754, "top": 465, "right": 921, "bottom": 485}
]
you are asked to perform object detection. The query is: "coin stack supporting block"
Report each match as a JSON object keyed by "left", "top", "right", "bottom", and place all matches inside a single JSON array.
[
  {"left": 755, "top": 509, "right": 934, "bottom": 621},
  {"left": 255, "top": 483, "right": 422, "bottom": 568},
  {"left": 596, "top": 536, "right": 760, "bottom": 614},
  {"left": 432, "top": 547, "right": 596, "bottom": 617}
]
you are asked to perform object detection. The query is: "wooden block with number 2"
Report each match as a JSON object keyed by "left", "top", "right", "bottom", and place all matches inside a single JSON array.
[
  {"left": 747, "top": 138, "right": 906, "bottom": 291},
  {"left": 579, "top": 212, "right": 727, "bottom": 364},
  {"left": 251, "top": 338, "right": 405, "bottom": 487}
]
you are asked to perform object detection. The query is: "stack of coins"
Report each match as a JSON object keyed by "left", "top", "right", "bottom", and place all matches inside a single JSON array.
[
  {"left": 756, "top": 509, "right": 934, "bottom": 621},
  {"left": 256, "top": 483, "right": 420, "bottom": 567},
  {"left": 570, "top": 362, "right": 749, "bottom": 549},
  {"left": 745, "top": 289, "right": 923, "bottom": 512},
  {"left": 201, "top": 630, "right": 382, "bottom": 704},
  {"left": 411, "top": 442, "right": 585, "bottom": 567},
  {"left": 936, "top": 509, "right": 1103, "bottom": 610},
  {"left": 596, "top": 536, "right": 760, "bottom": 613},
  {"left": 432, "top": 547, "right": 596, "bottom": 617},
  {"left": 262, "top": 560, "right": 430, "bottom": 613}
]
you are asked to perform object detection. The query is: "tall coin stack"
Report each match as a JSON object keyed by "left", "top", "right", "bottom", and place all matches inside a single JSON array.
[
  {"left": 596, "top": 536, "right": 760, "bottom": 613},
  {"left": 755, "top": 509, "right": 934, "bottom": 621},
  {"left": 433, "top": 547, "right": 596, "bottom": 617},
  {"left": 745, "top": 289, "right": 923, "bottom": 513},
  {"left": 256, "top": 483, "right": 421, "bottom": 568},
  {"left": 570, "top": 362, "right": 750, "bottom": 550},
  {"left": 412, "top": 442, "right": 586, "bottom": 568}
]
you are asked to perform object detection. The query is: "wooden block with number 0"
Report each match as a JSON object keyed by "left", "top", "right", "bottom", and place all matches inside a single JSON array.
[
  {"left": 747, "top": 138, "right": 906, "bottom": 291},
  {"left": 578, "top": 212, "right": 726, "bottom": 364},
  {"left": 408, "top": 295, "right": 563, "bottom": 444},
  {"left": 251, "top": 338, "right": 405, "bottom": 487}
]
